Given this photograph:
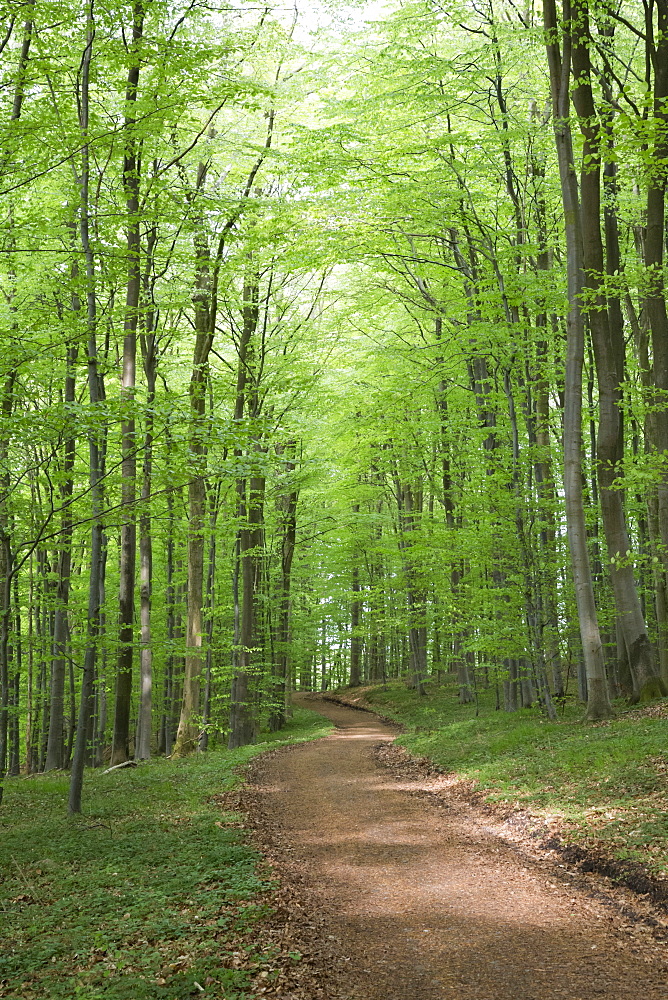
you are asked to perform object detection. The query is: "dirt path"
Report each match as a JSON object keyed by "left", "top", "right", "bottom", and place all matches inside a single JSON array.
[{"left": 245, "top": 695, "right": 668, "bottom": 999}]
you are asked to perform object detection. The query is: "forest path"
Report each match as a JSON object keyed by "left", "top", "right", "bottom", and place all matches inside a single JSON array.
[{"left": 245, "top": 695, "right": 666, "bottom": 1000}]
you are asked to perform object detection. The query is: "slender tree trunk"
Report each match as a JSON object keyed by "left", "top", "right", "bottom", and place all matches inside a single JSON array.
[
  {"left": 36, "top": 553, "right": 51, "bottom": 771},
  {"left": 0, "top": 536, "right": 12, "bottom": 804},
  {"left": 136, "top": 314, "right": 157, "bottom": 760},
  {"left": 25, "top": 558, "right": 35, "bottom": 772},
  {"left": 111, "top": 3, "right": 145, "bottom": 765},
  {"left": 228, "top": 273, "right": 262, "bottom": 748},
  {"left": 0, "top": 373, "right": 14, "bottom": 793},
  {"left": 349, "top": 502, "right": 363, "bottom": 687},
  {"left": 161, "top": 471, "right": 176, "bottom": 754},
  {"left": 433, "top": 358, "right": 472, "bottom": 704},
  {"left": 172, "top": 200, "right": 221, "bottom": 755},
  {"left": 45, "top": 343, "right": 77, "bottom": 770},
  {"left": 92, "top": 547, "right": 108, "bottom": 767},
  {"left": 504, "top": 371, "right": 557, "bottom": 719},
  {"left": 642, "top": 1, "right": 668, "bottom": 687},
  {"left": 530, "top": 133, "right": 565, "bottom": 697},
  {"left": 174, "top": 129, "right": 274, "bottom": 752},
  {"left": 173, "top": 336, "right": 211, "bottom": 755},
  {"left": 198, "top": 492, "right": 218, "bottom": 751},
  {"left": 0, "top": 3, "right": 35, "bottom": 803},
  {"left": 69, "top": 6, "right": 107, "bottom": 813},
  {"left": 135, "top": 236, "right": 158, "bottom": 761},
  {"left": 229, "top": 472, "right": 265, "bottom": 746},
  {"left": 269, "top": 444, "right": 298, "bottom": 730},
  {"left": 393, "top": 475, "right": 427, "bottom": 696},
  {"left": 170, "top": 565, "right": 186, "bottom": 749}
]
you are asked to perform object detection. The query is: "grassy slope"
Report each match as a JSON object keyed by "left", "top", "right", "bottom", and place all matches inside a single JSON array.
[
  {"left": 357, "top": 682, "right": 668, "bottom": 876},
  {"left": 0, "top": 709, "right": 332, "bottom": 1000}
]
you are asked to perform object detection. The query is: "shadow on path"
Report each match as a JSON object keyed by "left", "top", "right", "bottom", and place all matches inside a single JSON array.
[{"left": 248, "top": 694, "right": 667, "bottom": 1000}]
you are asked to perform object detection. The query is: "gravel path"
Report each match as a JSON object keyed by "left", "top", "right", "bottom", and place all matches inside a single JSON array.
[{"left": 247, "top": 694, "right": 668, "bottom": 999}]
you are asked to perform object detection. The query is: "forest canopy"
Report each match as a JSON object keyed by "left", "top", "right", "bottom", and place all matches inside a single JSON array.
[{"left": 0, "top": 0, "right": 667, "bottom": 812}]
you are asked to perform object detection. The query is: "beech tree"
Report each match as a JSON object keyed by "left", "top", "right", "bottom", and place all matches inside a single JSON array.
[{"left": 1, "top": 0, "right": 668, "bottom": 811}]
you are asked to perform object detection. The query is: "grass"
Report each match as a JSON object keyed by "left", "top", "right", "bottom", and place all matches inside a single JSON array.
[
  {"left": 0, "top": 708, "right": 332, "bottom": 1000},
  {"left": 359, "top": 680, "right": 668, "bottom": 875}
]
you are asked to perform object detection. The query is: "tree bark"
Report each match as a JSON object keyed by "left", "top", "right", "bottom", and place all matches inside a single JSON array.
[
  {"left": 571, "top": 0, "right": 663, "bottom": 702},
  {"left": 136, "top": 281, "right": 157, "bottom": 761},
  {"left": 543, "top": 0, "right": 613, "bottom": 718},
  {"left": 228, "top": 272, "right": 263, "bottom": 748},
  {"left": 229, "top": 471, "right": 265, "bottom": 747},
  {"left": 198, "top": 488, "right": 219, "bottom": 751},
  {"left": 642, "top": 0, "right": 668, "bottom": 690},
  {"left": 392, "top": 473, "right": 427, "bottom": 696},
  {"left": 172, "top": 189, "right": 219, "bottom": 755},
  {"left": 45, "top": 342, "right": 78, "bottom": 770},
  {"left": 348, "top": 502, "right": 363, "bottom": 688},
  {"left": 0, "top": 0, "right": 35, "bottom": 803},
  {"left": 69, "top": 4, "right": 107, "bottom": 813},
  {"left": 111, "top": 2, "right": 145, "bottom": 765},
  {"left": 0, "top": 535, "right": 12, "bottom": 805},
  {"left": 269, "top": 443, "right": 298, "bottom": 731},
  {"left": 172, "top": 330, "right": 213, "bottom": 755}
]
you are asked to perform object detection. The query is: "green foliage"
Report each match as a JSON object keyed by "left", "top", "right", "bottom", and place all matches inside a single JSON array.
[
  {"left": 0, "top": 0, "right": 666, "bottom": 837},
  {"left": 0, "top": 709, "right": 331, "bottom": 999}
]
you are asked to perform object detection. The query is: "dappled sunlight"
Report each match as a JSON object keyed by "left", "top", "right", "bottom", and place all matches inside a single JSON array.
[
  {"left": 251, "top": 696, "right": 668, "bottom": 999},
  {"left": 296, "top": 813, "right": 575, "bottom": 928},
  {"left": 329, "top": 730, "right": 394, "bottom": 741}
]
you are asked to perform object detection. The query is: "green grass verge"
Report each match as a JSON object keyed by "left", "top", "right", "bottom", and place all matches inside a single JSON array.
[
  {"left": 0, "top": 708, "right": 332, "bottom": 1000},
  {"left": 361, "top": 681, "right": 668, "bottom": 875}
]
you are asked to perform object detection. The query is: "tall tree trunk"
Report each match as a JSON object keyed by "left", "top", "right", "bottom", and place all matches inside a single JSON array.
[
  {"left": 173, "top": 332, "right": 213, "bottom": 755},
  {"left": 136, "top": 296, "right": 157, "bottom": 760},
  {"left": 161, "top": 468, "right": 176, "bottom": 755},
  {"left": 198, "top": 488, "right": 219, "bottom": 751},
  {"left": 642, "top": 0, "right": 668, "bottom": 685},
  {"left": 505, "top": 372, "right": 557, "bottom": 719},
  {"left": 0, "top": 368, "right": 15, "bottom": 798},
  {"left": 69, "top": 5, "right": 107, "bottom": 813},
  {"left": 36, "top": 551, "right": 52, "bottom": 772},
  {"left": 229, "top": 471, "right": 265, "bottom": 746},
  {"left": 25, "top": 558, "right": 35, "bottom": 772},
  {"left": 393, "top": 474, "right": 427, "bottom": 696},
  {"left": 543, "top": 0, "right": 613, "bottom": 718},
  {"left": 349, "top": 564, "right": 363, "bottom": 687},
  {"left": 0, "top": 536, "right": 12, "bottom": 804},
  {"left": 626, "top": 265, "right": 668, "bottom": 686},
  {"left": 434, "top": 340, "right": 472, "bottom": 703},
  {"left": 45, "top": 342, "right": 78, "bottom": 770},
  {"left": 269, "top": 443, "right": 298, "bottom": 730},
  {"left": 571, "top": 0, "right": 663, "bottom": 702},
  {"left": 0, "top": 0, "right": 35, "bottom": 804},
  {"left": 349, "top": 503, "right": 363, "bottom": 688},
  {"left": 228, "top": 272, "right": 262, "bottom": 748},
  {"left": 530, "top": 127, "right": 565, "bottom": 697},
  {"left": 172, "top": 193, "right": 219, "bottom": 755},
  {"left": 111, "top": 2, "right": 145, "bottom": 765},
  {"left": 135, "top": 228, "right": 158, "bottom": 760}
]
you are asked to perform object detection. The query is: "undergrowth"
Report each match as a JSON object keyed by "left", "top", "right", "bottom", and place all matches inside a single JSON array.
[
  {"left": 0, "top": 708, "right": 332, "bottom": 1000},
  {"left": 358, "top": 681, "right": 668, "bottom": 876}
]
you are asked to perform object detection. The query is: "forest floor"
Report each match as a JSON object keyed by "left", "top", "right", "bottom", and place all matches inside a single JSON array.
[
  {"left": 0, "top": 708, "right": 334, "bottom": 1000},
  {"left": 238, "top": 694, "right": 668, "bottom": 1000}
]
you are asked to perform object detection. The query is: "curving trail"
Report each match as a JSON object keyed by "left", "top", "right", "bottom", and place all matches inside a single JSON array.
[{"left": 248, "top": 694, "right": 667, "bottom": 999}]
